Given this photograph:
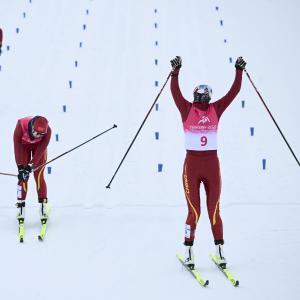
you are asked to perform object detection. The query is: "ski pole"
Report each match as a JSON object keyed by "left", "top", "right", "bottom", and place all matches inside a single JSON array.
[
  {"left": 106, "top": 71, "right": 172, "bottom": 189},
  {"left": 245, "top": 69, "right": 300, "bottom": 167},
  {"left": 0, "top": 172, "right": 17, "bottom": 177},
  {"left": 34, "top": 124, "right": 117, "bottom": 172}
]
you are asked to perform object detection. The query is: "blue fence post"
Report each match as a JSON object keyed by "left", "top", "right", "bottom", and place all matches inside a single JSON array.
[
  {"left": 262, "top": 159, "right": 267, "bottom": 170},
  {"left": 158, "top": 164, "right": 163, "bottom": 172}
]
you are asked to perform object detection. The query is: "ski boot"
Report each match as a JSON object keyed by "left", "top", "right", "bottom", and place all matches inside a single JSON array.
[
  {"left": 39, "top": 199, "right": 49, "bottom": 224},
  {"left": 38, "top": 199, "right": 50, "bottom": 241},
  {"left": 184, "top": 245, "right": 195, "bottom": 270},
  {"left": 16, "top": 200, "right": 25, "bottom": 243},
  {"left": 16, "top": 200, "right": 25, "bottom": 220},
  {"left": 215, "top": 244, "right": 227, "bottom": 269}
]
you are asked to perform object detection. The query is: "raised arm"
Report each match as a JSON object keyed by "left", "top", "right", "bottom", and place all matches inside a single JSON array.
[
  {"left": 170, "top": 56, "right": 192, "bottom": 122},
  {"left": 213, "top": 57, "right": 246, "bottom": 118}
]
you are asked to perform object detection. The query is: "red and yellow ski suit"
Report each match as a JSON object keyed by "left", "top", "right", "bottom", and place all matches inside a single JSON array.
[
  {"left": 14, "top": 116, "right": 51, "bottom": 201},
  {"left": 171, "top": 68, "right": 243, "bottom": 245},
  {"left": 0, "top": 28, "right": 3, "bottom": 48}
]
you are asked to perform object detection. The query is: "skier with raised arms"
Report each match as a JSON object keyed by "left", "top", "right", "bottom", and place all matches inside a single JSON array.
[{"left": 170, "top": 56, "right": 246, "bottom": 270}]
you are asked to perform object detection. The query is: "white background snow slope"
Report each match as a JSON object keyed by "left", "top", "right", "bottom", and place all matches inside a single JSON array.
[{"left": 0, "top": 1, "right": 299, "bottom": 299}]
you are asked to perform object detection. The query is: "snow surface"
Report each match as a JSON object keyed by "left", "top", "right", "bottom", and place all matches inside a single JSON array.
[{"left": 0, "top": 0, "right": 299, "bottom": 299}]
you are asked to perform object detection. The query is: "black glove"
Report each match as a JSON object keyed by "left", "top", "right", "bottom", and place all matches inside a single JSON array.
[
  {"left": 170, "top": 56, "right": 182, "bottom": 70},
  {"left": 235, "top": 57, "right": 246, "bottom": 70},
  {"left": 17, "top": 165, "right": 32, "bottom": 181}
]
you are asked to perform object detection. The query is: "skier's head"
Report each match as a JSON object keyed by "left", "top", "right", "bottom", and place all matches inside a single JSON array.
[
  {"left": 193, "top": 84, "right": 212, "bottom": 103},
  {"left": 31, "top": 116, "right": 48, "bottom": 138}
]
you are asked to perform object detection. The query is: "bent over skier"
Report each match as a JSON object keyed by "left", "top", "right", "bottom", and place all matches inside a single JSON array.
[
  {"left": 0, "top": 28, "right": 3, "bottom": 55},
  {"left": 170, "top": 56, "right": 246, "bottom": 269},
  {"left": 14, "top": 116, "right": 51, "bottom": 227}
]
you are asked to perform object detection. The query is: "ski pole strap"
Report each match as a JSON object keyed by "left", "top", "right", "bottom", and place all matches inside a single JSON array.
[{"left": 245, "top": 69, "right": 300, "bottom": 167}]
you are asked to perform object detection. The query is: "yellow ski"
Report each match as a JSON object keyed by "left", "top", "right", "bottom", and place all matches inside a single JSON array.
[
  {"left": 38, "top": 219, "right": 48, "bottom": 241},
  {"left": 18, "top": 218, "right": 25, "bottom": 243},
  {"left": 177, "top": 253, "right": 209, "bottom": 287},
  {"left": 38, "top": 203, "right": 50, "bottom": 241},
  {"left": 210, "top": 254, "right": 239, "bottom": 287}
]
